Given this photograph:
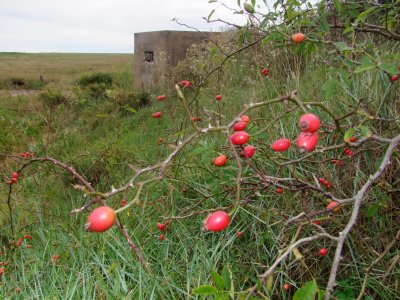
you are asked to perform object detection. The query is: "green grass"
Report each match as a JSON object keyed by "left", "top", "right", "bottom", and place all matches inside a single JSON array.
[{"left": 0, "top": 43, "right": 399, "bottom": 300}]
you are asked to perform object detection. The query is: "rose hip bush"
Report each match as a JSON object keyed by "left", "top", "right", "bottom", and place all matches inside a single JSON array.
[{"left": 1, "top": 0, "right": 399, "bottom": 299}]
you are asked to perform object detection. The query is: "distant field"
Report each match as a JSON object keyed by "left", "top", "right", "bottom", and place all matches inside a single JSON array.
[{"left": 0, "top": 52, "right": 133, "bottom": 88}]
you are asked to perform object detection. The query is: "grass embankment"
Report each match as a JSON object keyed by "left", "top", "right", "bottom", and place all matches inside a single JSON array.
[{"left": 0, "top": 48, "right": 399, "bottom": 299}]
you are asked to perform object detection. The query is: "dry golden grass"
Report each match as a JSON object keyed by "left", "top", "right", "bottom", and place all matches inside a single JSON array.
[{"left": 0, "top": 53, "right": 133, "bottom": 88}]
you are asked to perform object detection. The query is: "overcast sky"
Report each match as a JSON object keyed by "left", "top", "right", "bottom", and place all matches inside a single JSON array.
[{"left": 0, "top": 0, "right": 249, "bottom": 53}]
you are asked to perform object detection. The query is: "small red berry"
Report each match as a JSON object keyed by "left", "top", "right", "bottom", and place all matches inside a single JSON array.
[
  {"left": 240, "top": 115, "right": 250, "bottom": 124},
  {"left": 297, "top": 131, "right": 319, "bottom": 152},
  {"left": 318, "top": 248, "right": 328, "bottom": 256},
  {"left": 271, "top": 138, "right": 291, "bottom": 152},
  {"left": 121, "top": 199, "right": 127, "bottom": 207},
  {"left": 157, "top": 223, "right": 166, "bottom": 231},
  {"left": 159, "top": 234, "right": 165, "bottom": 241},
  {"left": 215, "top": 94, "right": 222, "bottom": 101},
  {"left": 213, "top": 155, "right": 227, "bottom": 166},
  {"left": 319, "top": 178, "right": 327, "bottom": 184},
  {"left": 157, "top": 95, "right": 166, "bottom": 101},
  {"left": 12, "top": 172, "right": 19, "bottom": 179},
  {"left": 15, "top": 238, "right": 23, "bottom": 247},
  {"left": 283, "top": 283, "right": 290, "bottom": 291},
  {"left": 233, "top": 121, "right": 247, "bottom": 131},
  {"left": 157, "top": 137, "right": 164, "bottom": 144},
  {"left": 261, "top": 68, "right": 270, "bottom": 76},
  {"left": 20, "top": 153, "right": 26, "bottom": 158},
  {"left": 24, "top": 234, "right": 32, "bottom": 239},
  {"left": 312, "top": 220, "right": 321, "bottom": 225},
  {"left": 298, "top": 113, "right": 320, "bottom": 132},
  {"left": 191, "top": 116, "right": 201, "bottom": 122},
  {"left": 276, "top": 187, "right": 283, "bottom": 194},
  {"left": 10, "top": 177, "right": 18, "bottom": 185},
  {"left": 390, "top": 74, "right": 399, "bottom": 82},
  {"left": 237, "top": 231, "right": 243, "bottom": 237},
  {"left": 15, "top": 287, "right": 21, "bottom": 293},
  {"left": 180, "top": 80, "right": 191, "bottom": 87},
  {"left": 230, "top": 131, "right": 250, "bottom": 145},
  {"left": 51, "top": 255, "right": 60, "bottom": 260},
  {"left": 349, "top": 137, "right": 357, "bottom": 143},
  {"left": 152, "top": 112, "right": 162, "bottom": 118},
  {"left": 241, "top": 145, "right": 256, "bottom": 158},
  {"left": 204, "top": 211, "right": 230, "bottom": 232}
]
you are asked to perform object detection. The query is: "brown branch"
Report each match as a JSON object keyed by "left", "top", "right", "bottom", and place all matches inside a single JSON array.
[{"left": 325, "top": 133, "right": 400, "bottom": 299}]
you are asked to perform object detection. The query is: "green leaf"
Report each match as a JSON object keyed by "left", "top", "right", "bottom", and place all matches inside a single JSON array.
[
  {"left": 335, "top": 42, "right": 353, "bottom": 52},
  {"left": 293, "top": 279, "right": 319, "bottom": 300},
  {"left": 192, "top": 285, "right": 218, "bottom": 295},
  {"left": 318, "top": 290, "right": 326, "bottom": 300},
  {"left": 354, "top": 7, "right": 376, "bottom": 25},
  {"left": 367, "top": 204, "right": 380, "bottom": 218},
  {"left": 95, "top": 114, "right": 110, "bottom": 118},
  {"left": 237, "top": 0, "right": 241, "bottom": 8},
  {"left": 209, "top": 0, "right": 217, "bottom": 2},
  {"left": 124, "top": 106, "right": 137, "bottom": 113},
  {"left": 319, "top": 15, "right": 330, "bottom": 32},
  {"left": 333, "top": 0, "right": 341, "bottom": 12},
  {"left": 343, "top": 59, "right": 357, "bottom": 68},
  {"left": 324, "top": 78, "right": 337, "bottom": 99},
  {"left": 251, "top": 0, "right": 256, "bottom": 7},
  {"left": 379, "top": 62, "right": 399, "bottom": 75},
  {"left": 221, "top": 265, "right": 232, "bottom": 291},
  {"left": 359, "top": 125, "right": 372, "bottom": 138},
  {"left": 354, "top": 61, "right": 376, "bottom": 74},
  {"left": 344, "top": 128, "right": 356, "bottom": 143},
  {"left": 211, "top": 270, "right": 225, "bottom": 290}
]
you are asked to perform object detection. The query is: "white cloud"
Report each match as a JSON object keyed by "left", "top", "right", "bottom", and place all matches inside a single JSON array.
[{"left": 0, "top": 0, "right": 250, "bottom": 53}]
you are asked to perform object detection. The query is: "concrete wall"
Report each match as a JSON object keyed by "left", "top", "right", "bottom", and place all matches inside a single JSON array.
[{"left": 134, "top": 30, "right": 220, "bottom": 89}]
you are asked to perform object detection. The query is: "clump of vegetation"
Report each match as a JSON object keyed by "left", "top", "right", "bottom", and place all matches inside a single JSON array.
[
  {"left": 39, "top": 89, "right": 69, "bottom": 108},
  {"left": 78, "top": 72, "right": 113, "bottom": 87}
]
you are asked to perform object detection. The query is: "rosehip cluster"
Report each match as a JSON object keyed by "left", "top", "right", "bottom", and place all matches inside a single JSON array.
[
  {"left": 19, "top": 151, "right": 33, "bottom": 159},
  {"left": 7, "top": 172, "right": 19, "bottom": 185},
  {"left": 318, "top": 177, "right": 331, "bottom": 189},
  {"left": 343, "top": 147, "right": 353, "bottom": 157},
  {"left": 297, "top": 113, "right": 320, "bottom": 153}
]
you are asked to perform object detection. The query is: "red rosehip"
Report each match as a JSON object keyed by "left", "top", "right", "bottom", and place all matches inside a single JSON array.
[
  {"left": 215, "top": 94, "right": 222, "bottom": 101},
  {"left": 230, "top": 131, "right": 250, "bottom": 145},
  {"left": 319, "top": 178, "right": 327, "bottom": 184},
  {"left": 240, "top": 115, "right": 250, "bottom": 124},
  {"left": 152, "top": 112, "right": 162, "bottom": 118},
  {"left": 204, "top": 211, "right": 230, "bottom": 232},
  {"left": 233, "top": 121, "right": 247, "bottom": 131},
  {"left": 157, "top": 95, "right": 166, "bottom": 101},
  {"left": 390, "top": 74, "right": 399, "bottom": 82},
  {"left": 12, "top": 172, "right": 19, "bottom": 179},
  {"left": 237, "top": 231, "right": 243, "bottom": 237},
  {"left": 261, "top": 68, "right": 270, "bottom": 76},
  {"left": 24, "top": 235, "right": 32, "bottom": 239},
  {"left": 349, "top": 137, "right": 357, "bottom": 143},
  {"left": 312, "top": 220, "right": 321, "bottom": 225},
  {"left": 297, "top": 131, "right": 319, "bottom": 152},
  {"left": 276, "top": 187, "right": 283, "bottom": 194},
  {"left": 10, "top": 177, "right": 18, "bottom": 185},
  {"left": 241, "top": 145, "right": 256, "bottom": 158},
  {"left": 298, "top": 113, "right": 320, "bottom": 132},
  {"left": 213, "top": 155, "right": 227, "bottom": 166},
  {"left": 292, "top": 32, "right": 305, "bottom": 43},
  {"left": 157, "top": 223, "right": 166, "bottom": 231},
  {"left": 15, "top": 238, "right": 23, "bottom": 247},
  {"left": 191, "top": 116, "right": 201, "bottom": 122},
  {"left": 159, "top": 234, "right": 165, "bottom": 241},
  {"left": 283, "top": 283, "right": 290, "bottom": 291},
  {"left": 271, "top": 138, "right": 291, "bottom": 152},
  {"left": 180, "top": 80, "right": 191, "bottom": 87},
  {"left": 85, "top": 206, "right": 116, "bottom": 232},
  {"left": 121, "top": 199, "right": 127, "bottom": 207},
  {"left": 318, "top": 248, "right": 328, "bottom": 256}
]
